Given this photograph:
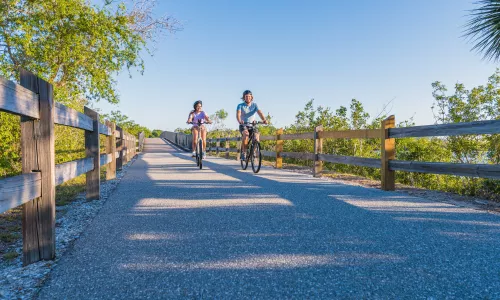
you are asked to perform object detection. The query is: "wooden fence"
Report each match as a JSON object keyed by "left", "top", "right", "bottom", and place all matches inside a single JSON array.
[
  {"left": 0, "top": 70, "right": 144, "bottom": 265},
  {"left": 201, "top": 115, "right": 500, "bottom": 190},
  {"left": 160, "top": 131, "right": 193, "bottom": 150}
]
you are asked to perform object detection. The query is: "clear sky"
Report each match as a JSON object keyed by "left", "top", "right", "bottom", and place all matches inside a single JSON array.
[{"left": 95, "top": 0, "right": 498, "bottom": 131}]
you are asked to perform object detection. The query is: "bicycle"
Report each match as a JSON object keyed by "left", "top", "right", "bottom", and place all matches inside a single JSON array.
[
  {"left": 188, "top": 119, "right": 210, "bottom": 169},
  {"left": 240, "top": 121, "right": 266, "bottom": 173}
]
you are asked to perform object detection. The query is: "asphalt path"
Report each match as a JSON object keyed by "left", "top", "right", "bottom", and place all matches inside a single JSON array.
[{"left": 38, "top": 138, "right": 500, "bottom": 299}]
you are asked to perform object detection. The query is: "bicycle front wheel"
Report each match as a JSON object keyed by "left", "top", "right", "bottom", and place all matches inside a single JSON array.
[
  {"left": 198, "top": 140, "right": 203, "bottom": 169},
  {"left": 250, "top": 141, "right": 262, "bottom": 173},
  {"left": 240, "top": 149, "right": 249, "bottom": 170}
]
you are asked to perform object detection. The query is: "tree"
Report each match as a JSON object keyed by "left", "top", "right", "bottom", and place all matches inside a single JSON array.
[
  {"left": 464, "top": 0, "right": 500, "bottom": 62},
  {"left": 100, "top": 110, "right": 151, "bottom": 136},
  {"left": 209, "top": 109, "right": 229, "bottom": 131},
  {"left": 431, "top": 70, "right": 500, "bottom": 194},
  {"left": 0, "top": 0, "right": 180, "bottom": 105},
  {"left": 151, "top": 129, "right": 163, "bottom": 137}
]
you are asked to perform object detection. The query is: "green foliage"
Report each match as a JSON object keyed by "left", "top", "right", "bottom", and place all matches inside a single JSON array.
[
  {"left": 151, "top": 129, "right": 163, "bottom": 138},
  {"left": 0, "top": 0, "right": 149, "bottom": 104},
  {"left": 464, "top": 0, "right": 500, "bottom": 62},
  {"left": 3, "top": 251, "right": 19, "bottom": 260},
  {"left": 101, "top": 110, "right": 151, "bottom": 137},
  {"left": 0, "top": 232, "right": 19, "bottom": 243},
  {"left": 209, "top": 109, "right": 229, "bottom": 131},
  {"left": 0, "top": 113, "right": 21, "bottom": 177},
  {"left": 175, "top": 127, "right": 192, "bottom": 134},
  {"left": 274, "top": 76, "right": 500, "bottom": 200},
  {"left": 0, "top": 1, "right": 163, "bottom": 177}
]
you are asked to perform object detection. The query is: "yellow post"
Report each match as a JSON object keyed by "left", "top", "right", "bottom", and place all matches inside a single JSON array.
[
  {"left": 276, "top": 128, "right": 283, "bottom": 168},
  {"left": 381, "top": 115, "right": 395, "bottom": 191},
  {"left": 313, "top": 125, "right": 323, "bottom": 177}
]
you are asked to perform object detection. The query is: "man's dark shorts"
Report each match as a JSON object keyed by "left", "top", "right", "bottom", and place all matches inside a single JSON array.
[{"left": 239, "top": 124, "right": 254, "bottom": 135}]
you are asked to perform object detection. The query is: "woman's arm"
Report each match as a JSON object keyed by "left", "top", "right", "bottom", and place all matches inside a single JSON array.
[{"left": 204, "top": 113, "right": 212, "bottom": 124}]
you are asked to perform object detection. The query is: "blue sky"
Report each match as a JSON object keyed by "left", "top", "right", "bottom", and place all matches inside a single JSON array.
[{"left": 95, "top": 0, "right": 497, "bottom": 131}]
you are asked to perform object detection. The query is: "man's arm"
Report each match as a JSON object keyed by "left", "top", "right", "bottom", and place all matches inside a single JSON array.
[
  {"left": 237, "top": 109, "right": 243, "bottom": 124},
  {"left": 257, "top": 110, "right": 268, "bottom": 124}
]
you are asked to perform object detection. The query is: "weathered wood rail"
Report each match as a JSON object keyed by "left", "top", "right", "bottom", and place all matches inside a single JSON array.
[
  {"left": 163, "top": 114, "right": 500, "bottom": 191},
  {"left": 0, "top": 70, "right": 144, "bottom": 265}
]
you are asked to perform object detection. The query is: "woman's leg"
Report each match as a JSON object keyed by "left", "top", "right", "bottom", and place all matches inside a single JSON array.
[
  {"left": 201, "top": 126, "right": 207, "bottom": 151},
  {"left": 192, "top": 127, "right": 199, "bottom": 152}
]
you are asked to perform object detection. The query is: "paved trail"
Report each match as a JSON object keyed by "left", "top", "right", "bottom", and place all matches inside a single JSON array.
[{"left": 38, "top": 138, "right": 500, "bottom": 299}]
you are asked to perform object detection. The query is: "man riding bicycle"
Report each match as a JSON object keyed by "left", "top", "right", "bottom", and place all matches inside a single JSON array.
[{"left": 236, "top": 90, "right": 268, "bottom": 160}]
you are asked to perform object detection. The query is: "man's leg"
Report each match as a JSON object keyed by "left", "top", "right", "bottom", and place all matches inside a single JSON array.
[{"left": 241, "top": 128, "right": 249, "bottom": 160}]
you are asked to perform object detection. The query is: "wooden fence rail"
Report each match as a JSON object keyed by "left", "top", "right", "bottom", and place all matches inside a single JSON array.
[
  {"left": 0, "top": 70, "right": 143, "bottom": 265},
  {"left": 164, "top": 114, "right": 500, "bottom": 193}
]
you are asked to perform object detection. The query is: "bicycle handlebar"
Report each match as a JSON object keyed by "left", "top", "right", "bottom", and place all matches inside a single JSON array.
[
  {"left": 241, "top": 121, "right": 268, "bottom": 125},
  {"left": 187, "top": 120, "right": 212, "bottom": 125}
]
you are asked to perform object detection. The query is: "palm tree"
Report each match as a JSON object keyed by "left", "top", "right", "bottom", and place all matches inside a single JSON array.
[{"left": 464, "top": 0, "right": 500, "bottom": 62}]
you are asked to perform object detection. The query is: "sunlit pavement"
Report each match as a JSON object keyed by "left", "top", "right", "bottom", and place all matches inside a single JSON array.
[{"left": 38, "top": 138, "right": 500, "bottom": 299}]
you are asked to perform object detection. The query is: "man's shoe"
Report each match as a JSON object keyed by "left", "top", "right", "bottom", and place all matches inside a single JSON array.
[
  {"left": 240, "top": 153, "right": 246, "bottom": 161},
  {"left": 202, "top": 152, "right": 206, "bottom": 159},
  {"left": 192, "top": 151, "right": 196, "bottom": 157}
]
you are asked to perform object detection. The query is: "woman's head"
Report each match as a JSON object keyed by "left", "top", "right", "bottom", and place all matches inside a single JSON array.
[
  {"left": 193, "top": 100, "right": 202, "bottom": 111},
  {"left": 242, "top": 90, "right": 253, "bottom": 103}
]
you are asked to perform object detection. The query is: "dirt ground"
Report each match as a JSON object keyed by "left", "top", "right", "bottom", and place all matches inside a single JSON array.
[{"left": 260, "top": 160, "right": 500, "bottom": 214}]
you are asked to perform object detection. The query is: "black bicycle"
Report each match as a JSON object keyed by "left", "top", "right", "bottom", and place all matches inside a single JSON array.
[
  {"left": 240, "top": 121, "right": 265, "bottom": 173},
  {"left": 188, "top": 119, "right": 210, "bottom": 169}
]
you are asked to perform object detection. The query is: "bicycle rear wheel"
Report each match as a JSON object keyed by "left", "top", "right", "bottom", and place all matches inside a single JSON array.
[
  {"left": 198, "top": 140, "right": 203, "bottom": 169},
  {"left": 250, "top": 141, "right": 262, "bottom": 173}
]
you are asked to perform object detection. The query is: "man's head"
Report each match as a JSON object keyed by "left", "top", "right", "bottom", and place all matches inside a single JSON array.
[{"left": 242, "top": 90, "right": 253, "bottom": 103}]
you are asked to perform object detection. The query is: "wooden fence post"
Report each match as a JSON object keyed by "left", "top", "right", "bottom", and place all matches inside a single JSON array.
[
  {"left": 85, "top": 107, "right": 100, "bottom": 200},
  {"left": 133, "top": 135, "right": 136, "bottom": 157},
  {"left": 132, "top": 136, "right": 135, "bottom": 157},
  {"left": 276, "top": 128, "right": 283, "bottom": 168},
  {"left": 127, "top": 133, "right": 131, "bottom": 161},
  {"left": 123, "top": 133, "right": 128, "bottom": 163},
  {"left": 381, "top": 115, "right": 395, "bottom": 191},
  {"left": 314, "top": 125, "right": 323, "bottom": 177},
  {"left": 124, "top": 133, "right": 128, "bottom": 162},
  {"left": 225, "top": 136, "right": 230, "bottom": 159},
  {"left": 106, "top": 121, "right": 116, "bottom": 180},
  {"left": 216, "top": 138, "right": 220, "bottom": 156},
  {"left": 116, "top": 126, "right": 123, "bottom": 170},
  {"left": 20, "top": 70, "right": 56, "bottom": 264},
  {"left": 138, "top": 132, "right": 144, "bottom": 152}
]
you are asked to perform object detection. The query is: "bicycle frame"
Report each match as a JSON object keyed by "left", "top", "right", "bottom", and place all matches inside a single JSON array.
[
  {"left": 240, "top": 122, "right": 264, "bottom": 173},
  {"left": 189, "top": 120, "right": 205, "bottom": 169}
]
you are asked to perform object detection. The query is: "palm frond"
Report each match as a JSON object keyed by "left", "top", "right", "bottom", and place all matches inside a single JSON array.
[{"left": 464, "top": 0, "right": 500, "bottom": 62}]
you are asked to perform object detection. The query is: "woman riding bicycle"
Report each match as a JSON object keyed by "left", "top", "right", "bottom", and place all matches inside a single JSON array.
[
  {"left": 187, "top": 100, "right": 212, "bottom": 159},
  {"left": 236, "top": 90, "right": 268, "bottom": 160}
]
